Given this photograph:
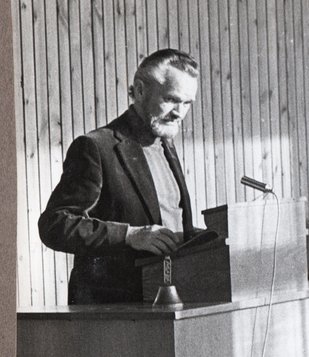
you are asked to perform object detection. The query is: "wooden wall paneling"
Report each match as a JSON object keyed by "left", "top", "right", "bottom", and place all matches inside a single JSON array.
[
  {"left": 92, "top": 0, "right": 107, "bottom": 127},
  {"left": 198, "top": 0, "right": 216, "bottom": 209},
  {"left": 247, "top": 0, "right": 263, "bottom": 192},
  {"left": 69, "top": 0, "right": 84, "bottom": 137},
  {"left": 229, "top": 0, "right": 245, "bottom": 203},
  {"left": 13, "top": 0, "right": 32, "bottom": 307},
  {"left": 178, "top": 0, "right": 197, "bottom": 222},
  {"left": 20, "top": 0, "right": 44, "bottom": 305},
  {"left": 114, "top": 0, "right": 128, "bottom": 116},
  {"left": 124, "top": 0, "right": 138, "bottom": 102},
  {"left": 267, "top": 0, "right": 283, "bottom": 197},
  {"left": 145, "top": 0, "right": 158, "bottom": 54},
  {"left": 135, "top": 0, "right": 147, "bottom": 61},
  {"left": 32, "top": 0, "right": 56, "bottom": 306},
  {"left": 303, "top": 0, "right": 309, "bottom": 208},
  {"left": 188, "top": 0, "right": 206, "bottom": 227},
  {"left": 57, "top": 0, "right": 75, "bottom": 283},
  {"left": 285, "top": 0, "right": 300, "bottom": 198},
  {"left": 103, "top": 0, "right": 117, "bottom": 121},
  {"left": 58, "top": 0, "right": 74, "bottom": 155},
  {"left": 167, "top": 0, "right": 179, "bottom": 49},
  {"left": 168, "top": 0, "right": 184, "bottom": 163},
  {"left": 218, "top": 0, "right": 236, "bottom": 204},
  {"left": 293, "top": 0, "right": 308, "bottom": 200},
  {"left": 80, "top": 0, "right": 96, "bottom": 133},
  {"left": 256, "top": 0, "right": 272, "bottom": 187},
  {"left": 238, "top": 0, "right": 255, "bottom": 202},
  {"left": 208, "top": 0, "right": 227, "bottom": 206},
  {"left": 275, "top": 0, "right": 292, "bottom": 198},
  {"left": 157, "top": 0, "right": 169, "bottom": 49},
  {"left": 45, "top": 0, "right": 69, "bottom": 305}
]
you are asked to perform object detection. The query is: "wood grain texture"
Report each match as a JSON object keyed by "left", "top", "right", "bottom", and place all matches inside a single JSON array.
[{"left": 12, "top": 0, "right": 309, "bottom": 307}]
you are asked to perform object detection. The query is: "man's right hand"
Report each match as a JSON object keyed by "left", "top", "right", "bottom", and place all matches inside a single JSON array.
[{"left": 125, "top": 225, "right": 181, "bottom": 255}]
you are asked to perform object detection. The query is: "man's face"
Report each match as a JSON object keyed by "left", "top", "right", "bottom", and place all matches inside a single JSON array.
[{"left": 138, "top": 66, "right": 198, "bottom": 138}]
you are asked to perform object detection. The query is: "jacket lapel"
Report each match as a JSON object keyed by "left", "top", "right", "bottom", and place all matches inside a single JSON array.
[{"left": 115, "top": 138, "right": 161, "bottom": 225}]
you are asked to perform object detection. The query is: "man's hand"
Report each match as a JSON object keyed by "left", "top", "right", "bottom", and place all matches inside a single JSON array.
[{"left": 125, "top": 225, "right": 182, "bottom": 255}]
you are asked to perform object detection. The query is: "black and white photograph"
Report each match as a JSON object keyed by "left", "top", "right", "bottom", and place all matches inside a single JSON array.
[{"left": 1, "top": 0, "right": 309, "bottom": 355}]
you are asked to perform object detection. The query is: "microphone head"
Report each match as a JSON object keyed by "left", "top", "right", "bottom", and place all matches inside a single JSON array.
[{"left": 241, "top": 176, "right": 273, "bottom": 193}]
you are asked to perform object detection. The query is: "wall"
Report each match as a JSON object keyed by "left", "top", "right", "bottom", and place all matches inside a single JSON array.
[{"left": 13, "top": 0, "right": 309, "bottom": 307}]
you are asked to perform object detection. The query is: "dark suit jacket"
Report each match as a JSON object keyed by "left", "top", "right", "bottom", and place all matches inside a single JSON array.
[{"left": 38, "top": 106, "right": 193, "bottom": 304}]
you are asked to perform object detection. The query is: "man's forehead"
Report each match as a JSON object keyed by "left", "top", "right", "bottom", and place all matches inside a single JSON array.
[{"left": 149, "top": 64, "right": 194, "bottom": 82}]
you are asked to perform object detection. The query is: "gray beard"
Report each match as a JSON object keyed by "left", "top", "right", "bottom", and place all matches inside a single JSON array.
[{"left": 151, "top": 120, "right": 180, "bottom": 138}]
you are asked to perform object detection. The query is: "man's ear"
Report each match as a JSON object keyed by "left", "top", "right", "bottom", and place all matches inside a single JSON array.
[{"left": 134, "top": 79, "right": 144, "bottom": 99}]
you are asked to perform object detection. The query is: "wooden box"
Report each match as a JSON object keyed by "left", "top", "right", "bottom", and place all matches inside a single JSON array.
[{"left": 136, "top": 198, "right": 308, "bottom": 303}]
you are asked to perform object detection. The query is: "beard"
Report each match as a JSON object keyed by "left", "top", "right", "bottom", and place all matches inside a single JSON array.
[{"left": 150, "top": 117, "right": 181, "bottom": 138}]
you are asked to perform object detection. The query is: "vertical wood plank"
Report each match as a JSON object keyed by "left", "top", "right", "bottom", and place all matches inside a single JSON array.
[
  {"left": 114, "top": 0, "right": 128, "bottom": 115},
  {"left": 80, "top": 0, "right": 96, "bottom": 132},
  {"left": 146, "top": 0, "right": 158, "bottom": 53},
  {"left": 198, "top": 0, "right": 216, "bottom": 209},
  {"left": 238, "top": 0, "right": 254, "bottom": 201},
  {"left": 256, "top": 0, "right": 272, "bottom": 187},
  {"left": 229, "top": 0, "right": 245, "bottom": 203},
  {"left": 267, "top": 0, "right": 283, "bottom": 196},
  {"left": 276, "top": 0, "right": 292, "bottom": 198},
  {"left": 209, "top": 0, "right": 227, "bottom": 206},
  {"left": 188, "top": 0, "right": 206, "bottom": 227},
  {"left": 46, "top": 0, "right": 68, "bottom": 305},
  {"left": 285, "top": 0, "right": 300, "bottom": 198},
  {"left": 219, "top": 0, "right": 236, "bottom": 204},
  {"left": 303, "top": 0, "right": 309, "bottom": 210},
  {"left": 125, "top": 0, "right": 138, "bottom": 101},
  {"left": 293, "top": 0, "right": 307, "bottom": 200},
  {"left": 168, "top": 0, "right": 183, "bottom": 172},
  {"left": 69, "top": 0, "right": 84, "bottom": 137},
  {"left": 157, "top": 0, "right": 168, "bottom": 49},
  {"left": 20, "top": 0, "right": 44, "bottom": 306},
  {"left": 136, "top": 0, "right": 147, "bottom": 61},
  {"left": 178, "top": 0, "right": 197, "bottom": 221},
  {"left": 247, "top": 0, "right": 263, "bottom": 190},
  {"left": 58, "top": 0, "right": 74, "bottom": 154},
  {"left": 32, "top": 0, "right": 56, "bottom": 306},
  {"left": 58, "top": 0, "right": 75, "bottom": 284},
  {"left": 13, "top": 0, "right": 32, "bottom": 307},
  {"left": 92, "top": 0, "right": 107, "bottom": 127},
  {"left": 103, "top": 0, "right": 117, "bottom": 121},
  {"left": 167, "top": 0, "right": 179, "bottom": 49}
]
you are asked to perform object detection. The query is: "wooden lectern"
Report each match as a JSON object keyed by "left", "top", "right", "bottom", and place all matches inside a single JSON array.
[{"left": 136, "top": 198, "right": 308, "bottom": 303}]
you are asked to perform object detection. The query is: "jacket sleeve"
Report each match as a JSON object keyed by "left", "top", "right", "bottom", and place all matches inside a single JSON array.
[{"left": 38, "top": 135, "right": 129, "bottom": 256}]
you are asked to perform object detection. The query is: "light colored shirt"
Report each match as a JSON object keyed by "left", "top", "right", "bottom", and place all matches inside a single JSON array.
[{"left": 142, "top": 139, "right": 183, "bottom": 232}]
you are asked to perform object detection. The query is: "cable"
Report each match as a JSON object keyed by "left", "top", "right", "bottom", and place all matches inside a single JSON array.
[
  {"left": 261, "top": 192, "right": 280, "bottom": 357},
  {"left": 250, "top": 193, "right": 269, "bottom": 357}
]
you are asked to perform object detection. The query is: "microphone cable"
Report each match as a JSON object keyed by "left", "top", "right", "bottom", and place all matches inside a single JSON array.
[
  {"left": 240, "top": 177, "right": 280, "bottom": 356},
  {"left": 261, "top": 191, "right": 280, "bottom": 357}
]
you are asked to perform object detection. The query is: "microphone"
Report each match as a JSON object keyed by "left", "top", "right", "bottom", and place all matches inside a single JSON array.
[{"left": 241, "top": 176, "right": 273, "bottom": 193}]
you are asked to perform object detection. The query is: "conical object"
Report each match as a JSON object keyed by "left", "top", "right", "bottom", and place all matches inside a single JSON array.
[{"left": 152, "top": 285, "right": 183, "bottom": 308}]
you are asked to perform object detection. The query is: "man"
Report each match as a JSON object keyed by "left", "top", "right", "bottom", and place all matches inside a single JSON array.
[{"left": 38, "top": 48, "right": 199, "bottom": 304}]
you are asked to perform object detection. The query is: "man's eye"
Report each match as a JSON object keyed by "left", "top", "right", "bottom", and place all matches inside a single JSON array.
[{"left": 164, "top": 97, "right": 176, "bottom": 103}]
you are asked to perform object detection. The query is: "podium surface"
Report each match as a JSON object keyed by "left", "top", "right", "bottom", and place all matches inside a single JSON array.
[{"left": 18, "top": 290, "right": 309, "bottom": 357}]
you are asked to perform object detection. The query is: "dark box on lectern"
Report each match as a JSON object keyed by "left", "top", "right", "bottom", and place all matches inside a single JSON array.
[{"left": 135, "top": 198, "right": 308, "bottom": 303}]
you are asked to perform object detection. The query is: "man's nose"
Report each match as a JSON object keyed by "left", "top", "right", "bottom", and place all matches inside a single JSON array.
[{"left": 171, "top": 103, "right": 185, "bottom": 119}]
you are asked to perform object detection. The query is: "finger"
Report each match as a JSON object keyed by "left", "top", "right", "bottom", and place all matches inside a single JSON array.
[
  {"left": 158, "top": 228, "right": 181, "bottom": 244},
  {"left": 156, "top": 234, "right": 178, "bottom": 251},
  {"left": 151, "top": 237, "right": 175, "bottom": 254},
  {"left": 145, "top": 245, "right": 164, "bottom": 255}
]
